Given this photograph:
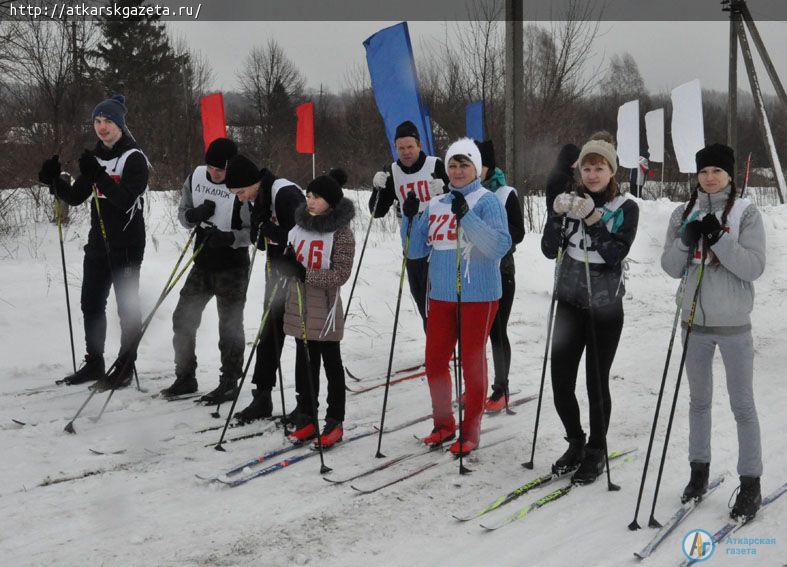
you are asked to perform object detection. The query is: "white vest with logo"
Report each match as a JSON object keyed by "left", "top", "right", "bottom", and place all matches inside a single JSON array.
[
  {"left": 288, "top": 225, "right": 335, "bottom": 271},
  {"left": 190, "top": 165, "right": 235, "bottom": 231},
  {"left": 426, "top": 187, "right": 489, "bottom": 251},
  {"left": 95, "top": 148, "right": 149, "bottom": 229},
  {"left": 685, "top": 197, "right": 750, "bottom": 264},
  {"left": 391, "top": 156, "right": 441, "bottom": 213},
  {"left": 565, "top": 194, "right": 629, "bottom": 264},
  {"left": 493, "top": 186, "right": 516, "bottom": 213}
]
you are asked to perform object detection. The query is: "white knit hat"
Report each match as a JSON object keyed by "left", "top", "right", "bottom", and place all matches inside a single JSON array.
[
  {"left": 578, "top": 139, "right": 618, "bottom": 175},
  {"left": 445, "top": 137, "right": 483, "bottom": 180}
]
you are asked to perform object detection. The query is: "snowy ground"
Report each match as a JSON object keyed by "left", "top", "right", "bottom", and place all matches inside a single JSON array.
[{"left": 1, "top": 189, "right": 785, "bottom": 566}]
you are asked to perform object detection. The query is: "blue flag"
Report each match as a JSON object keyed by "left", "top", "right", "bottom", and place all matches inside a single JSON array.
[
  {"left": 364, "top": 22, "right": 434, "bottom": 158},
  {"left": 466, "top": 101, "right": 484, "bottom": 141}
]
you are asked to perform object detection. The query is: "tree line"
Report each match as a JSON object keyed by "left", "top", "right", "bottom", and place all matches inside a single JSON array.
[{"left": 0, "top": 0, "right": 784, "bottom": 195}]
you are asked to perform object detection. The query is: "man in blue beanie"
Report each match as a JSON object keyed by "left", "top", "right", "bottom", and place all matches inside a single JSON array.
[{"left": 39, "top": 94, "right": 150, "bottom": 390}]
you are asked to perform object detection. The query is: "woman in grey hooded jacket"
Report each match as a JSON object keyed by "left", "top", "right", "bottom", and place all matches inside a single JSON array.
[{"left": 661, "top": 143, "right": 766, "bottom": 522}]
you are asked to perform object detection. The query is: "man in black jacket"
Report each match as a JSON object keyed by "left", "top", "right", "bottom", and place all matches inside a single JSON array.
[
  {"left": 369, "top": 120, "right": 449, "bottom": 330},
  {"left": 39, "top": 94, "right": 148, "bottom": 390},
  {"left": 160, "top": 138, "right": 253, "bottom": 403},
  {"left": 224, "top": 154, "right": 305, "bottom": 423}
]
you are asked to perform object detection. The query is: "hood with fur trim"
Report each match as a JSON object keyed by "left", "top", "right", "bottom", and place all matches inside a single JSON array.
[{"left": 293, "top": 196, "right": 355, "bottom": 233}]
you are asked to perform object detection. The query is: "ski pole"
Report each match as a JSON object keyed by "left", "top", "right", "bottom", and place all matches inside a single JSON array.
[
  {"left": 374, "top": 208, "right": 415, "bottom": 459},
  {"left": 455, "top": 215, "right": 471, "bottom": 475},
  {"left": 523, "top": 214, "right": 568, "bottom": 469},
  {"left": 581, "top": 223, "right": 620, "bottom": 492},
  {"left": 90, "top": 185, "right": 142, "bottom": 391},
  {"left": 214, "top": 280, "right": 280, "bottom": 451},
  {"left": 345, "top": 186, "right": 380, "bottom": 319},
  {"left": 294, "top": 279, "right": 331, "bottom": 474},
  {"left": 64, "top": 233, "right": 200, "bottom": 433},
  {"left": 89, "top": 241, "right": 204, "bottom": 425},
  {"left": 647, "top": 247, "right": 708, "bottom": 528},
  {"left": 210, "top": 223, "right": 265, "bottom": 419},
  {"left": 264, "top": 238, "right": 290, "bottom": 436},
  {"left": 54, "top": 191, "right": 77, "bottom": 374},
  {"left": 629, "top": 250, "right": 693, "bottom": 530}
]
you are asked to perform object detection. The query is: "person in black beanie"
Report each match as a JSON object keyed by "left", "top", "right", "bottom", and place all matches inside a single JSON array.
[
  {"left": 369, "top": 120, "right": 449, "bottom": 331},
  {"left": 225, "top": 154, "right": 306, "bottom": 423},
  {"left": 473, "top": 140, "right": 526, "bottom": 413},
  {"left": 546, "top": 144, "right": 580, "bottom": 213},
  {"left": 39, "top": 94, "right": 149, "bottom": 390},
  {"left": 277, "top": 169, "right": 355, "bottom": 448},
  {"left": 160, "top": 138, "right": 254, "bottom": 403}
]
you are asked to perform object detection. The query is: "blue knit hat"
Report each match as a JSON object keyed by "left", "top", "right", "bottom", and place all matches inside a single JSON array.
[{"left": 92, "top": 94, "right": 127, "bottom": 131}]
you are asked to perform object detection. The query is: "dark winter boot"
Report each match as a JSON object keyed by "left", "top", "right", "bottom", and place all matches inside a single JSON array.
[
  {"left": 314, "top": 418, "right": 343, "bottom": 449},
  {"left": 199, "top": 376, "right": 239, "bottom": 404},
  {"left": 234, "top": 389, "right": 273, "bottom": 424},
  {"left": 283, "top": 406, "right": 302, "bottom": 428},
  {"left": 730, "top": 476, "right": 762, "bottom": 522},
  {"left": 681, "top": 462, "right": 710, "bottom": 503},
  {"left": 571, "top": 447, "right": 605, "bottom": 485},
  {"left": 552, "top": 434, "right": 586, "bottom": 475},
  {"left": 59, "top": 354, "right": 104, "bottom": 385},
  {"left": 160, "top": 374, "right": 198, "bottom": 398},
  {"left": 93, "top": 358, "right": 134, "bottom": 392}
]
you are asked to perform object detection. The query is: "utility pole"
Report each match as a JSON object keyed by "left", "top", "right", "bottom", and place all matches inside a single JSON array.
[
  {"left": 723, "top": 0, "right": 785, "bottom": 204},
  {"left": 726, "top": 4, "right": 738, "bottom": 177},
  {"left": 505, "top": 0, "right": 525, "bottom": 198}
]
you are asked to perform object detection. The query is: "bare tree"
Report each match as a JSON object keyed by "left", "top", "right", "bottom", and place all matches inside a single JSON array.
[{"left": 236, "top": 39, "right": 305, "bottom": 162}]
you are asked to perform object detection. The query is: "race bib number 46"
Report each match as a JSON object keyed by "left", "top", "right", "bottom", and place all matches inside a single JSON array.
[{"left": 294, "top": 239, "right": 325, "bottom": 269}]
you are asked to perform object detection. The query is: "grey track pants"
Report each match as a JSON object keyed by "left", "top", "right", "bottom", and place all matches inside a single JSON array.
[{"left": 683, "top": 328, "right": 763, "bottom": 477}]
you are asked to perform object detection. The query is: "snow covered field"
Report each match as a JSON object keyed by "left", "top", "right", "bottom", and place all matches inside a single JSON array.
[{"left": 1, "top": 189, "right": 785, "bottom": 566}]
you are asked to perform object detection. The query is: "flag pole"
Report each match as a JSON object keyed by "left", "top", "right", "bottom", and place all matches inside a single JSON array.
[{"left": 312, "top": 153, "right": 316, "bottom": 180}]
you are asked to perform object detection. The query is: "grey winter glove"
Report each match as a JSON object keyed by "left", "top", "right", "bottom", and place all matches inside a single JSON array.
[
  {"left": 553, "top": 193, "right": 574, "bottom": 215},
  {"left": 570, "top": 194, "right": 596, "bottom": 219}
]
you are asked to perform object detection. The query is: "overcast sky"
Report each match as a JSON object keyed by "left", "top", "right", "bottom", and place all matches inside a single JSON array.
[{"left": 167, "top": 20, "right": 787, "bottom": 97}]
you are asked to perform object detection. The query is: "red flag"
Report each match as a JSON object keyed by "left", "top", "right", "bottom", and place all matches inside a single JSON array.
[
  {"left": 295, "top": 102, "right": 315, "bottom": 154},
  {"left": 200, "top": 93, "right": 227, "bottom": 151}
]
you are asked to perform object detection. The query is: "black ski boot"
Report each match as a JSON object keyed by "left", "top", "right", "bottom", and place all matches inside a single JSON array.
[
  {"left": 199, "top": 376, "right": 239, "bottom": 404},
  {"left": 283, "top": 405, "right": 302, "bottom": 428},
  {"left": 730, "top": 476, "right": 762, "bottom": 522},
  {"left": 160, "top": 374, "right": 198, "bottom": 398},
  {"left": 552, "top": 434, "right": 586, "bottom": 475},
  {"left": 94, "top": 358, "right": 134, "bottom": 392},
  {"left": 234, "top": 389, "right": 273, "bottom": 423},
  {"left": 58, "top": 354, "right": 104, "bottom": 385},
  {"left": 681, "top": 462, "right": 710, "bottom": 503},
  {"left": 571, "top": 447, "right": 604, "bottom": 485}
]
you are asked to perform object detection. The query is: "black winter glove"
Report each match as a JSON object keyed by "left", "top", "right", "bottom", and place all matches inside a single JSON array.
[
  {"left": 185, "top": 199, "right": 216, "bottom": 224},
  {"left": 401, "top": 190, "right": 420, "bottom": 219},
  {"left": 259, "top": 221, "right": 285, "bottom": 242},
  {"left": 78, "top": 150, "right": 105, "bottom": 181},
  {"left": 275, "top": 251, "right": 306, "bottom": 281},
  {"left": 700, "top": 214, "right": 724, "bottom": 246},
  {"left": 38, "top": 155, "right": 61, "bottom": 188},
  {"left": 451, "top": 190, "right": 469, "bottom": 220},
  {"left": 205, "top": 227, "right": 235, "bottom": 248},
  {"left": 680, "top": 220, "right": 702, "bottom": 248}
]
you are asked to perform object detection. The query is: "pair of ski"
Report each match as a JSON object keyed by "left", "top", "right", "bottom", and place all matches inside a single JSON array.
[
  {"left": 345, "top": 431, "right": 515, "bottom": 495},
  {"left": 633, "top": 475, "right": 726, "bottom": 560},
  {"left": 451, "top": 449, "right": 637, "bottom": 530},
  {"left": 677, "top": 481, "right": 787, "bottom": 567},
  {"left": 199, "top": 393, "right": 536, "bottom": 488},
  {"left": 345, "top": 360, "right": 424, "bottom": 383}
]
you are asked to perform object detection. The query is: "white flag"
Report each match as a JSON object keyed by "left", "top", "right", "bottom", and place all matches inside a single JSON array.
[
  {"left": 671, "top": 79, "right": 704, "bottom": 173},
  {"left": 645, "top": 109, "right": 664, "bottom": 163},
  {"left": 617, "top": 100, "right": 640, "bottom": 169}
]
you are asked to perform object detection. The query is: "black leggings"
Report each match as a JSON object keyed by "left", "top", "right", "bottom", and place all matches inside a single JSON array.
[
  {"left": 489, "top": 263, "right": 515, "bottom": 394},
  {"left": 550, "top": 299, "right": 623, "bottom": 450},
  {"left": 294, "top": 339, "right": 346, "bottom": 422}
]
